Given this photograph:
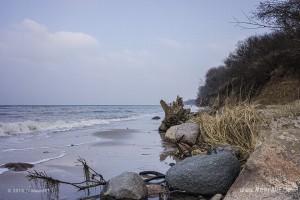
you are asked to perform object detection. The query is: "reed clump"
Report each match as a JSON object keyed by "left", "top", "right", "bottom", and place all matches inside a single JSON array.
[{"left": 191, "top": 104, "right": 261, "bottom": 155}]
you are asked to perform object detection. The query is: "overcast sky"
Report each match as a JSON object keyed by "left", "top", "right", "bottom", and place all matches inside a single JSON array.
[{"left": 0, "top": 0, "right": 267, "bottom": 105}]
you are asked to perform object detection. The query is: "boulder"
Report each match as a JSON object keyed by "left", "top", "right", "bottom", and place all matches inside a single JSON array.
[
  {"left": 101, "top": 172, "right": 147, "bottom": 200},
  {"left": 166, "top": 152, "right": 240, "bottom": 196},
  {"left": 224, "top": 117, "right": 300, "bottom": 200},
  {"left": 2, "top": 162, "right": 34, "bottom": 171},
  {"left": 152, "top": 116, "right": 161, "bottom": 120},
  {"left": 213, "top": 145, "right": 243, "bottom": 161},
  {"left": 165, "top": 123, "right": 200, "bottom": 145}
]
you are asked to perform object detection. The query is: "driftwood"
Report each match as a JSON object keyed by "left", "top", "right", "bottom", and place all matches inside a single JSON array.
[
  {"left": 159, "top": 96, "right": 191, "bottom": 132},
  {"left": 27, "top": 158, "right": 106, "bottom": 199}
]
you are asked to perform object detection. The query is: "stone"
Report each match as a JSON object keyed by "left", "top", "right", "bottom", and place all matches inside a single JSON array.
[
  {"left": 166, "top": 152, "right": 240, "bottom": 195},
  {"left": 152, "top": 116, "right": 161, "bottom": 120},
  {"left": 214, "top": 145, "right": 243, "bottom": 159},
  {"left": 165, "top": 123, "right": 200, "bottom": 145},
  {"left": 101, "top": 172, "right": 147, "bottom": 200},
  {"left": 2, "top": 162, "right": 34, "bottom": 171},
  {"left": 210, "top": 194, "right": 223, "bottom": 200},
  {"left": 224, "top": 117, "right": 300, "bottom": 200}
]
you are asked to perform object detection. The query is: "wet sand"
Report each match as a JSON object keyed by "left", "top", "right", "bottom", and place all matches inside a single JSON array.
[{"left": 0, "top": 115, "right": 174, "bottom": 199}]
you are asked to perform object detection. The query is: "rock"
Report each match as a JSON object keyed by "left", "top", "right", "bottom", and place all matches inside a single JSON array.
[
  {"left": 213, "top": 145, "right": 243, "bottom": 160},
  {"left": 166, "top": 152, "right": 240, "bottom": 195},
  {"left": 152, "top": 116, "right": 161, "bottom": 120},
  {"left": 101, "top": 172, "right": 147, "bottom": 200},
  {"left": 165, "top": 123, "right": 200, "bottom": 145},
  {"left": 210, "top": 194, "right": 223, "bottom": 200},
  {"left": 224, "top": 117, "right": 300, "bottom": 200},
  {"left": 2, "top": 162, "right": 34, "bottom": 171}
]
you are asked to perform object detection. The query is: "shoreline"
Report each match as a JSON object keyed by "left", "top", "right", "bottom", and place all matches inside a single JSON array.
[{"left": 0, "top": 114, "right": 173, "bottom": 199}]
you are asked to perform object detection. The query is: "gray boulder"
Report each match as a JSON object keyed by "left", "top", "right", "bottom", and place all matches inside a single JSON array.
[
  {"left": 152, "top": 116, "right": 161, "bottom": 120},
  {"left": 101, "top": 172, "right": 147, "bottom": 200},
  {"left": 2, "top": 162, "right": 34, "bottom": 171},
  {"left": 165, "top": 123, "right": 200, "bottom": 145},
  {"left": 166, "top": 152, "right": 240, "bottom": 195}
]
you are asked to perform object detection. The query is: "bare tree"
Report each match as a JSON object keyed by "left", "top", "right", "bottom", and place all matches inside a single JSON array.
[{"left": 235, "top": 0, "right": 300, "bottom": 36}]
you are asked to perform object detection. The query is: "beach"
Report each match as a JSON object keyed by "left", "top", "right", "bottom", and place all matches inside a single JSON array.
[{"left": 0, "top": 105, "right": 174, "bottom": 199}]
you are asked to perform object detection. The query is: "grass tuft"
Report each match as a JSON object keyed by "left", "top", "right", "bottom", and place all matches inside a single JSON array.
[
  {"left": 278, "top": 100, "right": 300, "bottom": 118},
  {"left": 191, "top": 104, "right": 261, "bottom": 155}
]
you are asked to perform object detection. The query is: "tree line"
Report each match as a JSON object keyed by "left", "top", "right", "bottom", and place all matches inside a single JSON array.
[{"left": 196, "top": 0, "right": 300, "bottom": 106}]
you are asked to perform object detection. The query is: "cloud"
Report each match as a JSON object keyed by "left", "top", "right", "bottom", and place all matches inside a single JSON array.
[
  {"left": 0, "top": 18, "right": 101, "bottom": 67},
  {"left": 21, "top": 18, "right": 48, "bottom": 33},
  {"left": 0, "top": 18, "right": 152, "bottom": 68},
  {"left": 21, "top": 18, "right": 98, "bottom": 47},
  {"left": 0, "top": 19, "right": 199, "bottom": 104},
  {"left": 51, "top": 31, "right": 98, "bottom": 47}
]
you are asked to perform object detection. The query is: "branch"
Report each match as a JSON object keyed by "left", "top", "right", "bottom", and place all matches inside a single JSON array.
[
  {"left": 28, "top": 170, "right": 82, "bottom": 190},
  {"left": 231, "top": 16, "right": 282, "bottom": 30},
  {"left": 27, "top": 158, "right": 106, "bottom": 195},
  {"left": 231, "top": 10, "right": 284, "bottom": 31}
]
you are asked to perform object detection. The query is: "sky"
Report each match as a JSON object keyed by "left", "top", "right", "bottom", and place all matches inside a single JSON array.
[{"left": 0, "top": 0, "right": 268, "bottom": 105}]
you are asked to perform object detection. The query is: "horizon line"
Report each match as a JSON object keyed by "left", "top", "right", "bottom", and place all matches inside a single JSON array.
[{"left": 0, "top": 104, "right": 160, "bottom": 106}]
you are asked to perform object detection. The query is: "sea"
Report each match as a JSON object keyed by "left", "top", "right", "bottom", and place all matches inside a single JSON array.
[
  {"left": 0, "top": 105, "right": 197, "bottom": 199},
  {"left": 0, "top": 105, "right": 162, "bottom": 136}
]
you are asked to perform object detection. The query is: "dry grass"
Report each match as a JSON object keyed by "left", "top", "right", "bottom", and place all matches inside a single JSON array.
[
  {"left": 264, "top": 100, "right": 300, "bottom": 120},
  {"left": 255, "top": 78, "right": 300, "bottom": 105},
  {"left": 277, "top": 100, "right": 300, "bottom": 118},
  {"left": 191, "top": 104, "right": 261, "bottom": 155}
]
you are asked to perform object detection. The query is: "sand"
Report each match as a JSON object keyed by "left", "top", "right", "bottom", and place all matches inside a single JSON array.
[{"left": 0, "top": 116, "right": 174, "bottom": 199}]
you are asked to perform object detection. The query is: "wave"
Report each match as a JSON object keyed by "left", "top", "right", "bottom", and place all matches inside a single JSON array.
[
  {"left": 0, "top": 168, "right": 9, "bottom": 174},
  {"left": 30, "top": 152, "right": 66, "bottom": 165},
  {"left": 2, "top": 147, "right": 50, "bottom": 152},
  {"left": 0, "top": 117, "right": 137, "bottom": 136}
]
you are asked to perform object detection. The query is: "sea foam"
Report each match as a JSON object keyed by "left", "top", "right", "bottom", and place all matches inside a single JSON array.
[{"left": 0, "top": 117, "right": 137, "bottom": 136}]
